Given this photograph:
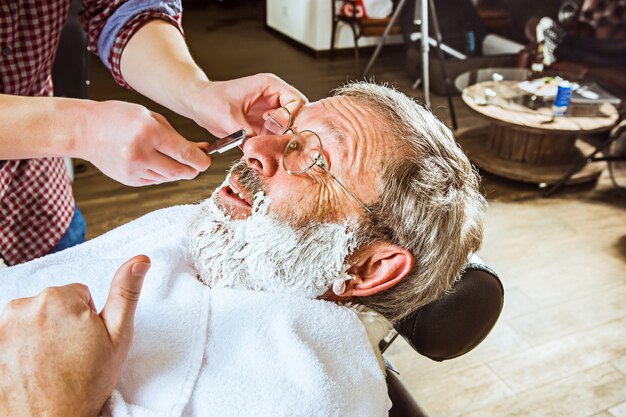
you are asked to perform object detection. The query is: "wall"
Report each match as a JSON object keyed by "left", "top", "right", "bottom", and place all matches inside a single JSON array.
[{"left": 266, "top": 0, "right": 402, "bottom": 51}]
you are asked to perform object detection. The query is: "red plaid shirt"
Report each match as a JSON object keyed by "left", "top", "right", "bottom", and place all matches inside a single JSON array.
[{"left": 0, "top": 1, "right": 182, "bottom": 265}]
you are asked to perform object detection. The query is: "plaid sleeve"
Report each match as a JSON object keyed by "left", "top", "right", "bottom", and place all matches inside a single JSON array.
[
  {"left": 107, "top": 12, "right": 183, "bottom": 89},
  {"left": 80, "top": 0, "right": 183, "bottom": 89}
]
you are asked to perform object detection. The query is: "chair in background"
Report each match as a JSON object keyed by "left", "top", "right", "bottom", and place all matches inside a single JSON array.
[
  {"left": 543, "top": 119, "right": 626, "bottom": 196},
  {"left": 383, "top": 256, "right": 504, "bottom": 417},
  {"left": 330, "top": 0, "right": 402, "bottom": 75},
  {"left": 517, "top": 0, "right": 626, "bottom": 104}
]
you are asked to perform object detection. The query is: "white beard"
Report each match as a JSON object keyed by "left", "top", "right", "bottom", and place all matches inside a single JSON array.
[{"left": 187, "top": 180, "right": 357, "bottom": 299}]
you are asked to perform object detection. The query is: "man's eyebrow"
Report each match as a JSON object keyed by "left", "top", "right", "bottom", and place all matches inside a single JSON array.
[{"left": 293, "top": 110, "right": 346, "bottom": 144}]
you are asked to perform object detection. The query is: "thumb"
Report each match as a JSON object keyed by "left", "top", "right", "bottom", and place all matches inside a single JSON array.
[{"left": 100, "top": 255, "right": 151, "bottom": 347}]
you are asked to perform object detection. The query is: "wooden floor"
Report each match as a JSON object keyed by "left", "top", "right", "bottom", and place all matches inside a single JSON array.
[{"left": 74, "top": 3, "right": 626, "bottom": 416}]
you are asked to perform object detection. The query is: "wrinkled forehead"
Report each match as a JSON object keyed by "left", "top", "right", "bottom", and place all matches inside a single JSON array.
[
  {"left": 307, "top": 95, "right": 397, "bottom": 152},
  {"left": 294, "top": 96, "right": 371, "bottom": 132},
  {"left": 292, "top": 96, "right": 389, "bottom": 154},
  {"left": 293, "top": 96, "right": 392, "bottom": 204}
]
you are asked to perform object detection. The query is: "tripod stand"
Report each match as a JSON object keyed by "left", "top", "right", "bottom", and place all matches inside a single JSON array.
[{"left": 362, "top": 0, "right": 463, "bottom": 129}]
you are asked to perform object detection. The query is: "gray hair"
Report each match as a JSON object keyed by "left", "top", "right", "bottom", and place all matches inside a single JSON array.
[{"left": 334, "top": 82, "right": 487, "bottom": 324}]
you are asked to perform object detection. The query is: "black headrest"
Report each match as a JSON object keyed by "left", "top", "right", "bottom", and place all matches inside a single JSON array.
[{"left": 393, "top": 257, "right": 504, "bottom": 362}]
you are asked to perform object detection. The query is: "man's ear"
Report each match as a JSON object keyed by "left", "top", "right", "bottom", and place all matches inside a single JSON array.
[{"left": 343, "top": 242, "right": 413, "bottom": 297}]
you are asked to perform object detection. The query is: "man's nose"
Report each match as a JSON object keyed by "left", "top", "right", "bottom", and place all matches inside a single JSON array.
[{"left": 243, "top": 133, "right": 290, "bottom": 177}]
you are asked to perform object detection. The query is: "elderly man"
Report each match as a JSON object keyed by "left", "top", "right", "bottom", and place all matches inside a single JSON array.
[{"left": 0, "top": 82, "right": 486, "bottom": 417}]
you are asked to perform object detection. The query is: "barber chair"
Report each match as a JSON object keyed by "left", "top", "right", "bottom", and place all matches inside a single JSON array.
[{"left": 382, "top": 256, "right": 504, "bottom": 417}]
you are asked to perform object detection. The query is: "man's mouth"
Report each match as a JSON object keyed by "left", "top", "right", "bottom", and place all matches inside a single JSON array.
[{"left": 217, "top": 176, "right": 253, "bottom": 218}]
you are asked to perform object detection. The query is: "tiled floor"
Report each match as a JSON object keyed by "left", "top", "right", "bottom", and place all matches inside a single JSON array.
[{"left": 386, "top": 197, "right": 626, "bottom": 416}]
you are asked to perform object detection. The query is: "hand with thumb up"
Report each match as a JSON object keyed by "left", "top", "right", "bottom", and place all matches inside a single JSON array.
[{"left": 0, "top": 255, "right": 151, "bottom": 417}]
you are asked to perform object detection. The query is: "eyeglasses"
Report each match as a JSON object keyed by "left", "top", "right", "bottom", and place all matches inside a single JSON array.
[{"left": 261, "top": 107, "right": 372, "bottom": 215}]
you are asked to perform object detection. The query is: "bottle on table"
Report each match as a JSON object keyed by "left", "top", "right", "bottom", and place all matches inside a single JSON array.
[{"left": 552, "top": 80, "right": 573, "bottom": 116}]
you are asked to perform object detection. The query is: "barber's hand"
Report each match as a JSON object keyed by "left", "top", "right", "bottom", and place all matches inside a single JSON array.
[
  {"left": 0, "top": 255, "right": 151, "bottom": 417},
  {"left": 78, "top": 100, "right": 211, "bottom": 186},
  {"left": 187, "top": 73, "right": 308, "bottom": 138}
]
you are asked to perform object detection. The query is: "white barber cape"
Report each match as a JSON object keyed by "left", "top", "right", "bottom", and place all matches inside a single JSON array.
[{"left": 0, "top": 205, "right": 391, "bottom": 417}]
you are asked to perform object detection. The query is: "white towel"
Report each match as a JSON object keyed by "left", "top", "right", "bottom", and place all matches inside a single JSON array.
[{"left": 0, "top": 205, "right": 391, "bottom": 417}]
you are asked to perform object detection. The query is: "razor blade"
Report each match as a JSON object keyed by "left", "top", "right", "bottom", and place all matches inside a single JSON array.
[{"left": 206, "top": 129, "right": 247, "bottom": 154}]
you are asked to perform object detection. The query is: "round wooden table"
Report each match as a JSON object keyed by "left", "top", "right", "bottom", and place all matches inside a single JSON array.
[{"left": 458, "top": 80, "right": 619, "bottom": 185}]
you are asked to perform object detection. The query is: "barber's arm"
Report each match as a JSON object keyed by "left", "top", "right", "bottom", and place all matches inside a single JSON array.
[
  {"left": 0, "top": 256, "right": 150, "bottom": 417},
  {"left": 119, "top": 20, "right": 308, "bottom": 137},
  {"left": 82, "top": 0, "right": 306, "bottom": 137},
  {"left": 82, "top": 0, "right": 307, "bottom": 138},
  {"left": 0, "top": 94, "right": 209, "bottom": 186}
]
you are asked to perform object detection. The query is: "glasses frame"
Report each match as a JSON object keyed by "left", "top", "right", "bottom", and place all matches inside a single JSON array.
[{"left": 266, "top": 108, "right": 373, "bottom": 215}]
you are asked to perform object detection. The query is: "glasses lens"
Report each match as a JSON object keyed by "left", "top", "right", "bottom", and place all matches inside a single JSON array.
[
  {"left": 262, "top": 107, "right": 291, "bottom": 135},
  {"left": 283, "top": 130, "right": 322, "bottom": 174}
]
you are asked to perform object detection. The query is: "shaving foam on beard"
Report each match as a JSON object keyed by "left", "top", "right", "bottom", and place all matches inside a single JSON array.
[{"left": 187, "top": 179, "right": 358, "bottom": 299}]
